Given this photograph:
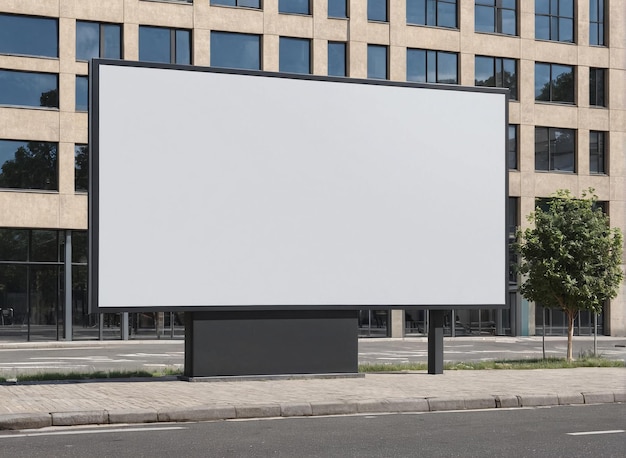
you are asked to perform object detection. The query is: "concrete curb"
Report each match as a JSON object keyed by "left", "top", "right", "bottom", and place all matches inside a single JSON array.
[{"left": 1, "top": 391, "right": 623, "bottom": 431}]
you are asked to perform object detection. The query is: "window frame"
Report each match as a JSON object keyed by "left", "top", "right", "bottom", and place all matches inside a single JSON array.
[
  {"left": 328, "top": 41, "right": 348, "bottom": 77},
  {"left": 279, "top": 37, "right": 312, "bottom": 75},
  {"left": 74, "top": 143, "right": 89, "bottom": 193},
  {"left": 589, "top": 130, "right": 607, "bottom": 175},
  {"left": 0, "top": 69, "right": 59, "bottom": 109},
  {"left": 508, "top": 124, "right": 518, "bottom": 170},
  {"left": 534, "top": 62, "right": 576, "bottom": 105},
  {"left": 534, "top": 126, "right": 577, "bottom": 173},
  {"left": 76, "top": 21, "right": 123, "bottom": 62},
  {"left": 0, "top": 13, "right": 58, "bottom": 59},
  {"left": 210, "top": 0, "right": 262, "bottom": 8},
  {"left": 279, "top": 0, "right": 311, "bottom": 15},
  {"left": 368, "top": 0, "right": 389, "bottom": 23},
  {"left": 474, "top": 0, "right": 517, "bottom": 36},
  {"left": 475, "top": 55, "right": 518, "bottom": 100},
  {"left": 589, "top": 67, "right": 607, "bottom": 108},
  {"left": 367, "top": 44, "right": 388, "bottom": 80},
  {"left": 328, "top": 0, "right": 349, "bottom": 18},
  {"left": 534, "top": 0, "right": 575, "bottom": 43},
  {"left": 406, "top": 0, "right": 458, "bottom": 29},
  {"left": 138, "top": 25, "right": 192, "bottom": 65},
  {"left": 589, "top": 0, "right": 606, "bottom": 46},
  {"left": 406, "top": 48, "right": 459, "bottom": 84},
  {"left": 210, "top": 31, "right": 262, "bottom": 71},
  {"left": 0, "top": 139, "right": 59, "bottom": 191}
]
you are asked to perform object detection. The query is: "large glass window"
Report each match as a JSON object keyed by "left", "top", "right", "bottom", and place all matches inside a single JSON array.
[
  {"left": 475, "top": 56, "right": 518, "bottom": 100},
  {"left": 368, "top": 0, "right": 388, "bottom": 22},
  {"left": 0, "top": 13, "right": 58, "bottom": 58},
  {"left": 0, "top": 140, "right": 58, "bottom": 190},
  {"left": 535, "top": 63, "right": 574, "bottom": 104},
  {"left": 279, "top": 0, "right": 310, "bottom": 14},
  {"left": 75, "top": 144, "right": 89, "bottom": 192},
  {"left": 589, "top": 0, "right": 605, "bottom": 46},
  {"left": 76, "top": 21, "right": 122, "bottom": 61},
  {"left": 475, "top": 0, "right": 516, "bottom": 35},
  {"left": 329, "top": 0, "right": 348, "bottom": 18},
  {"left": 508, "top": 125, "right": 518, "bottom": 170},
  {"left": 75, "top": 76, "right": 88, "bottom": 112},
  {"left": 589, "top": 68, "right": 606, "bottom": 107},
  {"left": 279, "top": 37, "right": 311, "bottom": 74},
  {"left": 139, "top": 26, "right": 191, "bottom": 64},
  {"left": 328, "top": 42, "right": 347, "bottom": 77},
  {"left": 535, "top": 0, "right": 574, "bottom": 43},
  {"left": 407, "top": 49, "right": 458, "bottom": 84},
  {"left": 0, "top": 70, "right": 58, "bottom": 108},
  {"left": 211, "top": 0, "right": 261, "bottom": 8},
  {"left": 211, "top": 32, "right": 261, "bottom": 70},
  {"left": 535, "top": 127, "right": 576, "bottom": 172},
  {"left": 407, "top": 0, "right": 457, "bottom": 28},
  {"left": 589, "top": 131, "right": 606, "bottom": 174},
  {"left": 367, "top": 45, "right": 388, "bottom": 79}
]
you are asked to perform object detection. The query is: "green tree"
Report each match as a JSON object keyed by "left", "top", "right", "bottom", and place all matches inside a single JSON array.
[{"left": 515, "top": 189, "right": 623, "bottom": 361}]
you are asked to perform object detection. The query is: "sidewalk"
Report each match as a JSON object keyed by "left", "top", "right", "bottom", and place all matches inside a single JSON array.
[{"left": 1, "top": 367, "right": 624, "bottom": 430}]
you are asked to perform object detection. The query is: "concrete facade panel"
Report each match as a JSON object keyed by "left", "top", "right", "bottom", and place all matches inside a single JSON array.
[{"left": 0, "top": 109, "right": 59, "bottom": 142}]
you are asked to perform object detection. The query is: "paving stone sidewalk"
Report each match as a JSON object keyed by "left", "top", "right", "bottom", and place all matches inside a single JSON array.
[{"left": 0, "top": 367, "right": 624, "bottom": 430}]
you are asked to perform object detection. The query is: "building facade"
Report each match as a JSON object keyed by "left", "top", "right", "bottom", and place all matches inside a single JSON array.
[{"left": 0, "top": 0, "right": 624, "bottom": 340}]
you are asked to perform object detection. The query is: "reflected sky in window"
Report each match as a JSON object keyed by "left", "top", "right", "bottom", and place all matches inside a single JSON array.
[
  {"left": 211, "top": 32, "right": 260, "bottom": 70},
  {"left": 328, "top": 42, "right": 346, "bottom": 77},
  {"left": 279, "top": 37, "right": 310, "bottom": 74},
  {"left": 328, "top": 0, "right": 347, "bottom": 18},
  {"left": 139, "top": 26, "right": 171, "bottom": 63},
  {"left": 0, "top": 70, "right": 58, "bottom": 108},
  {"left": 76, "top": 22, "right": 122, "bottom": 61},
  {"left": 0, "top": 14, "right": 58, "bottom": 58},
  {"left": 76, "top": 76, "right": 88, "bottom": 112},
  {"left": 367, "top": 45, "right": 387, "bottom": 79}
]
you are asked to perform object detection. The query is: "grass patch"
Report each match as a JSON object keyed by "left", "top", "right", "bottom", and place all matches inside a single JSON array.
[
  {"left": 0, "top": 367, "right": 183, "bottom": 384},
  {"left": 359, "top": 357, "right": 624, "bottom": 372}
]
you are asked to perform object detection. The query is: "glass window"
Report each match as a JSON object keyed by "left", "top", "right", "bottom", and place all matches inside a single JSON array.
[
  {"left": 0, "top": 70, "right": 58, "bottom": 108},
  {"left": 139, "top": 26, "right": 191, "bottom": 64},
  {"left": 328, "top": 42, "right": 347, "bottom": 77},
  {"left": 407, "top": 0, "right": 457, "bottom": 28},
  {"left": 534, "top": 63, "right": 574, "bottom": 104},
  {"left": 367, "top": 45, "right": 388, "bottom": 79},
  {"left": 279, "top": 37, "right": 311, "bottom": 74},
  {"left": 589, "top": 68, "right": 606, "bottom": 107},
  {"left": 76, "top": 21, "right": 122, "bottom": 61},
  {"left": 475, "top": 56, "right": 518, "bottom": 100},
  {"left": 535, "top": 0, "right": 574, "bottom": 42},
  {"left": 407, "top": 49, "right": 458, "bottom": 84},
  {"left": 589, "top": 0, "right": 605, "bottom": 45},
  {"left": 0, "top": 13, "right": 58, "bottom": 58},
  {"left": 535, "top": 127, "right": 576, "bottom": 172},
  {"left": 75, "top": 76, "right": 88, "bottom": 112},
  {"left": 589, "top": 131, "right": 606, "bottom": 174},
  {"left": 329, "top": 0, "right": 348, "bottom": 18},
  {"left": 0, "top": 228, "right": 28, "bottom": 262},
  {"left": 279, "top": 0, "right": 310, "bottom": 14},
  {"left": 508, "top": 125, "right": 518, "bottom": 170},
  {"left": 0, "top": 140, "right": 58, "bottom": 190},
  {"left": 475, "top": 0, "right": 516, "bottom": 35},
  {"left": 75, "top": 144, "right": 89, "bottom": 192},
  {"left": 211, "top": 32, "right": 261, "bottom": 70},
  {"left": 31, "top": 230, "right": 59, "bottom": 263},
  {"left": 368, "top": 0, "right": 388, "bottom": 22},
  {"left": 211, "top": 0, "right": 261, "bottom": 8}
]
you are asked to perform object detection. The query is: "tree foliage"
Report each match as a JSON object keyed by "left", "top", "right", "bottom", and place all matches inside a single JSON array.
[{"left": 515, "top": 189, "right": 624, "bottom": 360}]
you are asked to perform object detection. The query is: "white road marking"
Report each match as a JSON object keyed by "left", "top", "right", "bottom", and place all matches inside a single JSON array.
[
  {"left": 0, "top": 426, "right": 185, "bottom": 439},
  {"left": 567, "top": 430, "right": 624, "bottom": 436}
]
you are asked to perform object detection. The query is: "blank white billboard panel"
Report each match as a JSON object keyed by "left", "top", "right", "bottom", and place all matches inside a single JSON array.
[{"left": 90, "top": 61, "right": 507, "bottom": 310}]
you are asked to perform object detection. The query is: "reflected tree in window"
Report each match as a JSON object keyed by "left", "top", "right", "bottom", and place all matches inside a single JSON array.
[
  {"left": 75, "top": 144, "right": 89, "bottom": 192},
  {"left": 535, "top": 64, "right": 574, "bottom": 103},
  {"left": 0, "top": 142, "right": 58, "bottom": 190},
  {"left": 39, "top": 88, "right": 59, "bottom": 108}
]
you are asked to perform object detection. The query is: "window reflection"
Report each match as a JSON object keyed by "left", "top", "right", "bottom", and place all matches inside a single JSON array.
[
  {"left": 328, "top": 42, "right": 347, "bottom": 77},
  {"left": 535, "top": 127, "right": 575, "bottom": 172},
  {"left": 75, "top": 144, "right": 88, "bottom": 192},
  {"left": 211, "top": 0, "right": 261, "bottom": 8},
  {"left": 139, "top": 26, "right": 191, "bottom": 64},
  {"left": 0, "top": 70, "right": 58, "bottom": 108},
  {"left": 328, "top": 0, "right": 348, "bottom": 18},
  {"left": 589, "top": 68, "right": 606, "bottom": 107},
  {"left": 279, "top": 37, "right": 311, "bottom": 74},
  {"left": 535, "top": 63, "right": 574, "bottom": 103},
  {"left": 279, "top": 0, "right": 310, "bottom": 14},
  {"left": 535, "top": 0, "right": 574, "bottom": 42},
  {"left": 475, "top": 0, "right": 516, "bottom": 35},
  {"left": 407, "top": 49, "right": 458, "bottom": 84},
  {"left": 407, "top": 0, "right": 457, "bottom": 28},
  {"left": 76, "top": 76, "right": 88, "bottom": 112},
  {"left": 211, "top": 32, "right": 261, "bottom": 70},
  {"left": 475, "top": 56, "right": 518, "bottom": 100},
  {"left": 0, "top": 140, "right": 58, "bottom": 190},
  {"left": 367, "top": 45, "right": 388, "bottom": 79},
  {"left": 0, "top": 13, "right": 58, "bottom": 58},
  {"left": 76, "top": 21, "right": 122, "bottom": 61},
  {"left": 589, "top": 131, "right": 606, "bottom": 174},
  {"left": 368, "top": 0, "right": 388, "bottom": 22}
]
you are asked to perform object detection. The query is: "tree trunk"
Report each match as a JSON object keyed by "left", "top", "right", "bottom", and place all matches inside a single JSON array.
[{"left": 566, "top": 310, "right": 575, "bottom": 362}]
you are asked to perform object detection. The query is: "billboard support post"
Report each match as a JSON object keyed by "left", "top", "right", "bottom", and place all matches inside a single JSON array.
[{"left": 428, "top": 310, "right": 445, "bottom": 374}]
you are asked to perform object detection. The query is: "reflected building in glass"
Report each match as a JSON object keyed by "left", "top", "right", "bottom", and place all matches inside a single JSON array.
[{"left": 0, "top": 1, "right": 623, "bottom": 341}]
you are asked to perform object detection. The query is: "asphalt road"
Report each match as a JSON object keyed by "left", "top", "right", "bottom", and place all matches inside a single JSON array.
[
  {"left": 0, "top": 404, "right": 623, "bottom": 457},
  {"left": 0, "top": 336, "right": 624, "bottom": 376}
]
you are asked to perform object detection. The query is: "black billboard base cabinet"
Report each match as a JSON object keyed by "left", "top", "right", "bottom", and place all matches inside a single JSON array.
[{"left": 184, "top": 310, "right": 359, "bottom": 378}]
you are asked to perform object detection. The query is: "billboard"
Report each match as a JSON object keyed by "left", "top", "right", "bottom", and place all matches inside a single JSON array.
[{"left": 89, "top": 60, "right": 508, "bottom": 311}]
